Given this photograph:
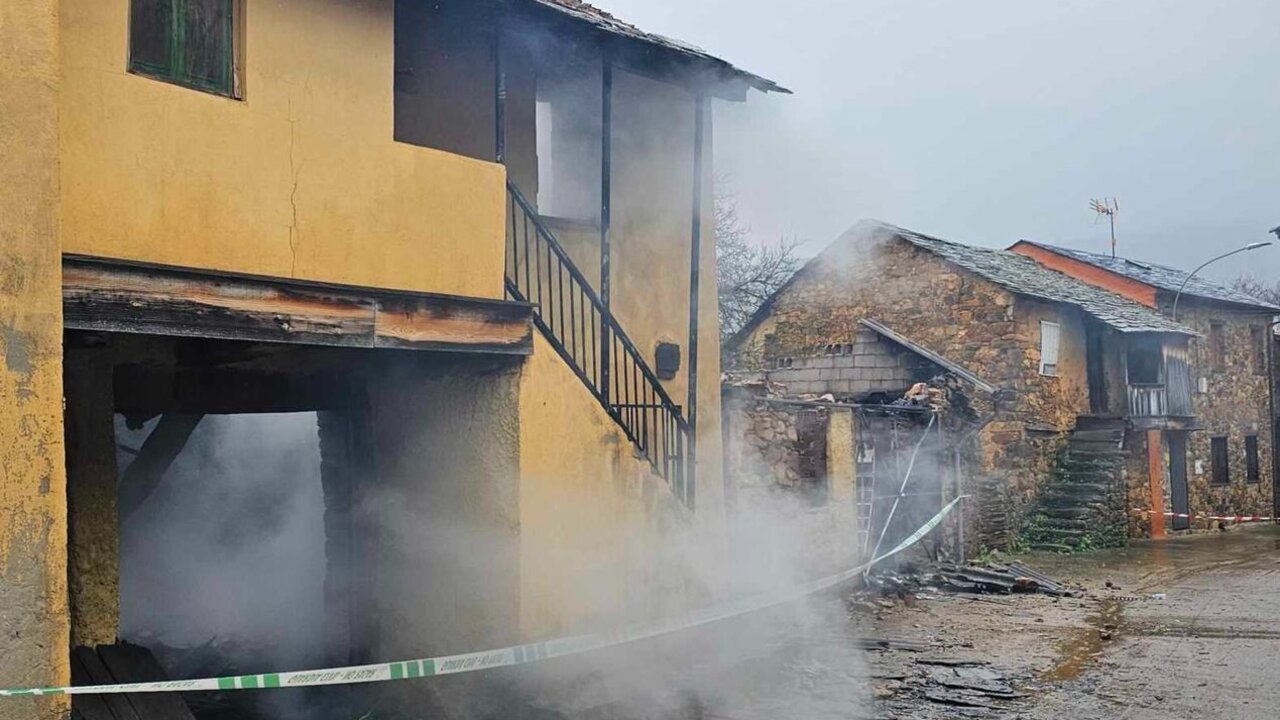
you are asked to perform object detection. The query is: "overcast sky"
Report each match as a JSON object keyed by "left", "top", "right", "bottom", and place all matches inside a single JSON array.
[{"left": 596, "top": 0, "right": 1280, "bottom": 283}]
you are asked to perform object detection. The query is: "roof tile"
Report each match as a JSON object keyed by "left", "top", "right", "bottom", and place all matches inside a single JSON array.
[
  {"left": 1017, "top": 240, "right": 1280, "bottom": 311},
  {"left": 876, "top": 223, "right": 1196, "bottom": 335}
]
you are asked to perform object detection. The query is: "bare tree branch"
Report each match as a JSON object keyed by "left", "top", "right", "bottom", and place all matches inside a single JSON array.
[
  {"left": 715, "top": 178, "right": 803, "bottom": 340},
  {"left": 1230, "top": 275, "right": 1280, "bottom": 307}
]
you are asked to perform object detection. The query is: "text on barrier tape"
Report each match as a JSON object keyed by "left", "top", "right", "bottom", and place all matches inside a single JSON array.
[
  {"left": 1130, "top": 507, "right": 1276, "bottom": 523},
  {"left": 0, "top": 497, "right": 962, "bottom": 698}
]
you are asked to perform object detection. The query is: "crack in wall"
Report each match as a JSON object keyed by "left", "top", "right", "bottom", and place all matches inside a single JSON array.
[{"left": 287, "top": 100, "right": 301, "bottom": 278}]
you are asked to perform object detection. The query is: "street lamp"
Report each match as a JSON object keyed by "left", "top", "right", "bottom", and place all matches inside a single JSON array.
[{"left": 1172, "top": 241, "right": 1274, "bottom": 322}]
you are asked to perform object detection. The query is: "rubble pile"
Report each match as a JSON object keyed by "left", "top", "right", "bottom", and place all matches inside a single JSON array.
[{"left": 854, "top": 560, "right": 1080, "bottom": 607}]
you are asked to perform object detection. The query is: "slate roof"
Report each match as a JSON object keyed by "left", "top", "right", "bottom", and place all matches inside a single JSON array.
[
  {"left": 1015, "top": 240, "right": 1280, "bottom": 311},
  {"left": 530, "top": 0, "right": 788, "bottom": 95},
  {"left": 883, "top": 224, "right": 1197, "bottom": 335}
]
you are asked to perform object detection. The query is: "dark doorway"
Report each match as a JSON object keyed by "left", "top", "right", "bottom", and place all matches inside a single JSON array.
[
  {"left": 1085, "top": 321, "right": 1108, "bottom": 414},
  {"left": 1168, "top": 432, "right": 1190, "bottom": 531}
]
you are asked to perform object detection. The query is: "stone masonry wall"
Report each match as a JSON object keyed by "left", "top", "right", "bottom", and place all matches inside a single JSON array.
[
  {"left": 731, "top": 231, "right": 1096, "bottom": 548},
  {"left": 721, "top": 390, "right": 861, "bottom": 577},
  {"left": 1166, "top": 300, "right": 1274, "bottom": 523}
]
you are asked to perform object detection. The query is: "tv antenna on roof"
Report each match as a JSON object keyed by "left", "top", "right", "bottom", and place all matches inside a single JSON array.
[{"left": 1090, "top": 198, "right": 1119, "bottom": 258}]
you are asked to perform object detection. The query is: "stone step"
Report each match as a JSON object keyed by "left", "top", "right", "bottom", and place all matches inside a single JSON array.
[
  {"left": 1041, "top": 493, "right": 1110, "bottom": 507},
  {"left": 1044, "top": 481, "right": 1112, "bottom": 494},
  {"left": 1025, "top": 526, "right": 1086, "bottom": 541},
  {"left": 1040, "top": 505, "right": 1105, "bottom": 520},
  {"left": 1029, "top": 542, "right": 1078, "bottom": 553},
  {"left": 1070, "top": 430, "right": 1124, "bottom": 443},
  {"left": 1068, "top": 446, "right": 1126, "bottom": 457},
  {"left": 1031, "top": 516, "right": 1093, "bottom": 530},
  {"left": 1074, "top": 415, "right": 1126, "bottom": 430}
]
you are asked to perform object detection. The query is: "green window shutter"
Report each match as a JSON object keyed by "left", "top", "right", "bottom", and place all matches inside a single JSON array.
[
  {"left": 129, "top": 0, "right": 175, "bottom": 77},
  {"left": 130, "top": 0, "right": 234, "bottom": 97}
]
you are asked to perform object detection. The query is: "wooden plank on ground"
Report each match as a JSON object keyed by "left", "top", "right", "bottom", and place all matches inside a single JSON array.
[
  {"left": 71, "top": 646, "right": 143, "bottom": 720},
  {"left": 97, "top": 644, "right": 197, "bottom": 720},
  {"left": 71, "top": 648, "right": 120, "bottom": 720}
]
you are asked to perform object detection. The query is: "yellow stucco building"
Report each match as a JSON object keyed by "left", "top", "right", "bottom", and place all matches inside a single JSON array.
[{"left": 0, "top": 1, "right": 783, "bottom": 717}]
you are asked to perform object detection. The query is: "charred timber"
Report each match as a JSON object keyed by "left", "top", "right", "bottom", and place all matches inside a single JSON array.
[{"left": 62, "top": 255, "right": 534, "bottom": 355}]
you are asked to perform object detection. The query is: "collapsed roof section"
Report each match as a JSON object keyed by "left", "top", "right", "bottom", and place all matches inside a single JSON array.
[{"left": 521, "top": 0, "right": 789, "bottom": 98}]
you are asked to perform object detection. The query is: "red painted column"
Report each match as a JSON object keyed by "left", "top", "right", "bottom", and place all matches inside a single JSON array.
[{"left": 1147, "top": 429, "right": 1166, "bottom": 538}]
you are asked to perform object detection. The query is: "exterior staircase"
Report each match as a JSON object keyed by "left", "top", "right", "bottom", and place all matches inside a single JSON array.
[
  {"left": 503, "top": 182, "right": 694, "bottom": 507},
  {"left": 1022, "top": 417, "right": 1128, "bottom": 552}
]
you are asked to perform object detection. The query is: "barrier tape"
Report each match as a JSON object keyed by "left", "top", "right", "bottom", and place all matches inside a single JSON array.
[
  {"left": 0, "top": 498, "right": 961, "bottom": 698},
  {"left": 1130, "top": 507, "right": 1276, "bottom": 523}
]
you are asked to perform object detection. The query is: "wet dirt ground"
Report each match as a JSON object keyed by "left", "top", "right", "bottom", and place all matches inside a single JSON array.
[{"left": 861, "top": 524, "right": 1280, "bottom": 719}]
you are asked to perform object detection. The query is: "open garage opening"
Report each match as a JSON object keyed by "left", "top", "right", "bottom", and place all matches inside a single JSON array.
[{"left": 64, "top": 331, "right": 522, "bottom": 719}]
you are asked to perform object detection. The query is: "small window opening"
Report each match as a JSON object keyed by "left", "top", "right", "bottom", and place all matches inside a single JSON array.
[
  {"left": 1127, "top": 341, "right": 1164, "bottom": 385},
  {"left": 794, "top": 410, "right": 830, "bottom": 508},
  {"left": 129, "top": 0, "right": 236, "bottom": 97},
  {"left": 1210, "top": 435, "right": 1230, "bottom": 486},
  {"left": 1246, "top": 434, "right": 1260, "bottom": 485},
  {"left": 1039, "top": 321, "right": 1060, "bottom": 377},
  {"left": 1251, "top": 325, "right": 1267, "bottom": 376},
  {"left": 535, "top": 64, "right": 602, "bottom": 222},
  {"left": 1209, "top": 321, "right": 1226, "bottom": 372}
]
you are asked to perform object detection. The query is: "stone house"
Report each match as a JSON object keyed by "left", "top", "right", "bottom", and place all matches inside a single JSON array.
[
  {"left": 1011, "top": 241, "right": 1279, "bottom": 535},
  {"left": 725, "top": 221, "right": 1198, "bottom": 553}
]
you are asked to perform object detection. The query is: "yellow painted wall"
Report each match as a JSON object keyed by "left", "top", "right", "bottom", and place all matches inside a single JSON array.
[
  {"left": 0, "top": 0, "right": 70, "bottom": 715},
  {"left": 511, "top": 63, "right": 727, "bottom": 638},
  {"left": 60, "top": 0, "right": 506, "bottom": 297},
  {"left": 517, "top": 334, "right": 726, "bottom": 638}
]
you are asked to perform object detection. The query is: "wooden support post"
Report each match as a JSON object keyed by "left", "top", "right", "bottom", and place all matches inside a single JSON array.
[
  {"left": 599, "top": 57, "right": 614, "bottom": 406},
  {"left": 1147, "top": 429, "right": 1166, "bottom": 538},
  {"left": 684, "top": 94, "right": 707, "bottom": 508},
  {"left": 493, "top": 15, "right": 506, "bottom": 164},
  {"left": 65, "top": 347, "right": 120, "bottom": 649}
]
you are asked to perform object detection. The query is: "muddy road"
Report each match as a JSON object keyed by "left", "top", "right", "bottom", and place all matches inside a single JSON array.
[{"left": 859, "top": 525, "right": 1280, "bottom": 719}]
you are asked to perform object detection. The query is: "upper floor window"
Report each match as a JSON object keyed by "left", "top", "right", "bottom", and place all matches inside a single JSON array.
[
  {"left": 1245, "top": 434, "right": 1260, "bottom": 484},
  {"left": 1208, "top": 321, "right": 1226, "bottom": 372},
  {"left": 1039, "top": 321, "right": 1060, "bottom": 377},
  {"left": 1250, "top": 324, "right": 1267, "bottom": 375},
  {"left": 1210, "top": 435, "right": 1229, "bottom": 486},
  {"left": 130, "top": 0, "right": 236, "bottom": 97}
]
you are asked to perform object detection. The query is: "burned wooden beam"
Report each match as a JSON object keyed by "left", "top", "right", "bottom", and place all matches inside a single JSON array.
[{"left": 62, "top": 255, "right": 534, "bottom": 355}]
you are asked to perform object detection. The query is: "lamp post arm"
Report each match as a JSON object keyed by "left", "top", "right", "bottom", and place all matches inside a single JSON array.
[{"left": 1171, "top": 247, "right": 1256, "bottom": 323}]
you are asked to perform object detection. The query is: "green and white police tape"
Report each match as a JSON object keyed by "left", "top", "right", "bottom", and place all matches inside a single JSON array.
[{"left": 0, "top": 497, "right": 960, "bottom": 698}]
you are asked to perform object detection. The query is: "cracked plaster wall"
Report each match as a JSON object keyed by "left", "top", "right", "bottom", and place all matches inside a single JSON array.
[
  {"left": 0, "top": 0, "right": 70, "bottom": 716},
  {"left": 59, "top": 0, "right": 506, "bottom": 298}
]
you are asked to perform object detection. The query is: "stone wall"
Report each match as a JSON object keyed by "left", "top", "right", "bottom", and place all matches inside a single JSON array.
[
  {"left": 730, "top": 229, "right": 1095, "bottom": 549},
  {"left": 722, "top": 390, "right": 860, "bottom": 578},
  {"left": 1163, "top": 300, "right": 1275, "bottom": 524}
]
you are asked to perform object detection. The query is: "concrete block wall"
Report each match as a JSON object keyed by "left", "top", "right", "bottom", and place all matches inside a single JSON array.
[{"left": 765, "top": 328, "right": 919, "bottom": 396}]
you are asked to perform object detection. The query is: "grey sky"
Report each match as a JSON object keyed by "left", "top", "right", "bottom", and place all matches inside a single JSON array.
[{"left": 597, "top": 0, "right": 1280, "bottom": 283}]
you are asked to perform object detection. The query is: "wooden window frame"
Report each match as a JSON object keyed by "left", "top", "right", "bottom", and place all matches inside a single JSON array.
[
  {"left": 1039, "top": 320, "right": 1060, "bottom": 377},
  {"left": 1208, "top": 321, "right": 1226, "bottom": 373},
  {"left": 1250, "top": 325, "right": 1267, "bottom": 376},
  {"left": 128, "top": 0, "right": 239, "bottom": 98},
  {"left": 1210, "top": 435, "right": 1229, "bottom": 486},
  {"left": 1245, "top": 434, "right": 1260, "bottom": 485}
]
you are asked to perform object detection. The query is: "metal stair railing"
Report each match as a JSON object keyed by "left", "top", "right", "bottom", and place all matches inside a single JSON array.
[{"left": 504, "top": 181, "right": 692, "bottom": 506}]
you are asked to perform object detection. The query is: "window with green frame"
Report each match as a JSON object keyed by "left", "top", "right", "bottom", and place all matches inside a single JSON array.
[{"left": 129, "top": 0, "right": 236, "bottom": 96}]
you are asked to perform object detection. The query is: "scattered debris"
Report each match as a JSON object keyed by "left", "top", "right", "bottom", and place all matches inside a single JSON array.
[{"left": 855, "top": 560, "right": 1079, "bottom": 605}]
